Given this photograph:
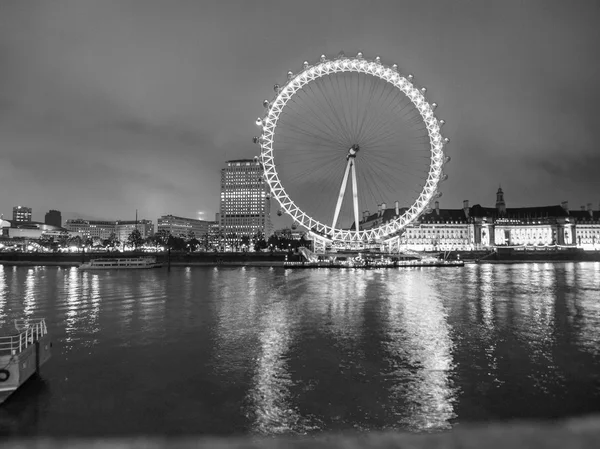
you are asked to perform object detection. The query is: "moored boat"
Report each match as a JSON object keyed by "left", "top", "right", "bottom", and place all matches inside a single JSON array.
[
  {"left": 79, "top": 256, "right": 162, "bottom": 270},
  {"left": 0, "top": 318, "right": 52, "bottom": 405}
]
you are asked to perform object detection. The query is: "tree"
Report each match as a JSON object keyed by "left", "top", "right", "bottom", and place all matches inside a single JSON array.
[
  {"left": 187, "top": 237, "right": 200, "bottom": 252},
  {"left": 68, "top": 235, "right": 83, "bottom": 248},
  {"left": 127, "top": 229, "right": 144, "bottom": 251},
  {"left": 103, "top": 232, "right": 119, "bottom": 251},
  {"left": 241, "top": 235, "right": 250, "bottom": 249},
  {"left": 155, "top": 229, "right": 170, "bottom": 248}
]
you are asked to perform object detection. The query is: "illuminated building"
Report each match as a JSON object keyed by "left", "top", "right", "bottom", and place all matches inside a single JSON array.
[
  {"left": 219, "top": 158, "right": 272, "bottom": 239},
  {"left": 157, "top": 215, "right": 210, "bottom": 239},
  {"left": 402, "top": 201, "right": 473, "bottom": 251},
  {"left": 64, "top": 219, "right": 117, "bottom": 240},
  {"left": 468, "top": 189, "right": 574, "bottom": 248},
  {"left": 0, "top": 219, "right": 72, "bottom": 239},
  {"left": 13, "top": 206, "right": 32, "bottom": 223},
  {"left": 359, "top": 187, "right": 597, "bottom": 251},
  {"left": 115, "top": 219, "right": 154, "bottom": 242},
  {"left": 570, "top": 204, "right": 600, "bottom": 250},
  {"left": 44, "top": 210, "right": 62, "bottom": 227}
]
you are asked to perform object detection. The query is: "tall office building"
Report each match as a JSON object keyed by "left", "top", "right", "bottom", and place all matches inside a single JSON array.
[
  {"left": 219, "top": 158, "right": 272, "bottom": 238},
  {"left": 45, "top": 210, "right": 62, "bottom": 227},
  {"left": 13, "top": 206, "right": 32, "bottom": 223}
]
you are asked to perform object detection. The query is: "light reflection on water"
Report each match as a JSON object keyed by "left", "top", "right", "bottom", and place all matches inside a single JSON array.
[
  {"left": 0, "top": 263, "right": 599, "bottom": 437},
  {"left": 384, "top": 271, "right": 456, "bottom": 432}
]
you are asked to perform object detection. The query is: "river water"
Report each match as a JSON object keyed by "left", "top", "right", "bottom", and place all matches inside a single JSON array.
[{"left": 0, "top": 262, "right": 599, "bottom": 437}]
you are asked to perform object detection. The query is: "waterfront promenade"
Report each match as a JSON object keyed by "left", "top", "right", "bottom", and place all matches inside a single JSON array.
[{"left": 1, "top": 247, "right": 600, "bottom": 267}]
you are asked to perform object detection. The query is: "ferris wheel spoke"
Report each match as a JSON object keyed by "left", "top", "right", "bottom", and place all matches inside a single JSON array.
[
  {"left": 278, "top": 111, "right": 346, "bottom": 150},
  {"left": 354, "top": 73, "right": 380, "bottom": 146},
  {"left": 280, "top": 102, "right": 348, "bottom": 150},
  {"left": 361, "top": 153, "right": 423, "bottom": 195},
  {"left": 275, "top": 132, "right": 347, "bottom": 153},
  {"left": 360, "top": 96, "right": 415, "bottom": 145},
  {"left": 357, "top": 83, "right": 406, "bottom": 146},
  {"left": 305, "top": 81, "right": 350, "bottom": 141},
  {"left": 311, "top": 76, "right": 353, "bottom": 147},
  {"left": 290, "top": 86, "right": 351, "bottom": 148},
  {"left": 365, "top": 128, "right": 427, "bottom": 151},
  {"left": 354, "top": 77, "right": 390, "bottom": 145},
  {"left": 325, "top": 73, "right": 355, "bottom": 144}
]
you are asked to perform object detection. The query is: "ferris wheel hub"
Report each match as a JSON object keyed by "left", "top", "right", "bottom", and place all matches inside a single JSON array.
[{"left": 346, "top": 144, "right": 360, "bottom": 160}]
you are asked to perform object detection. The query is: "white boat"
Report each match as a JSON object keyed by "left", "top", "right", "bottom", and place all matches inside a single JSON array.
[{"left": 79, "top": 256, "right": 162, "bottom": 270}]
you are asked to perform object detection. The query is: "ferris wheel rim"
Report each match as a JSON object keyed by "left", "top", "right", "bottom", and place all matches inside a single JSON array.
[{"left": 257, "top": 55, "right": 447, "bottom": 243}]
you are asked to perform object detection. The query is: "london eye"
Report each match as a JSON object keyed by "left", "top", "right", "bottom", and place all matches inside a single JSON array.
[{"left": 254, "top": 51, "right": 450, "bottom": 249}]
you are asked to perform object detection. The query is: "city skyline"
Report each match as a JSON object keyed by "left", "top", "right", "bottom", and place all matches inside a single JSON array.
[{"left": 1, "top": 0, "right": 599, "bottom": 225}]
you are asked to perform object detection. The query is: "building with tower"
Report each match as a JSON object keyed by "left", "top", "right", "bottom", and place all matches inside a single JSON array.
[
  {"left": 357, "top": 186, "right": 598, "bottom": 251},
  {"left": 13, "top": 206, "right": 32, "bottom": 223},
  {"left": 219, "top": 158, "right": 272, "bottom": 241},
  {"left": 45, "top": 210, "right": 62, "bottom": 228}
]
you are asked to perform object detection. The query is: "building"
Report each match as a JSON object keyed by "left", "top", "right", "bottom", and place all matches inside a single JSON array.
[
  {"left": 402, "top": 201, "right": 473, "bottom": 251},
  {"left": 157, "top": 215, "right": 211, "bottom": 239},
  {"left": 357, "top": 187, "right": 598, "bottom": 252},
  {"left": 115, "top": 219, "right": 154, "bottom": 242},
  {"left": 13, "top": 206, "right": 32, "bottom": 223},
  {"left": 219, "top": 158, "right": 272, "bottom": 239},
  {"left": 44, "top": 210, "right": 62, "bottom": 227},
  {"left": 569, "top": 203, "right": 600, "bottom": 250},
  {"left": 64, "top": 219, "right": 116, "bottom": 240},
  {"left": 1, "top": 219, "right": 72, "bottom": 240}
]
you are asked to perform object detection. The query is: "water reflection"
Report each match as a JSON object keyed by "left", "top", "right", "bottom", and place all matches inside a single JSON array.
[
  {"left": 0, "top": 265, "right": 6, "bottom": 323},
  {"left": 0, "top": 263, "right": 599, "bottom": 437},
  {"left": 249, "top": 295, "right": 299, "bottom": 434},
  {"left": 23, "top": 268, "right": 36, "bottom": 319},
  {"left": 384, "top": 271, "right": 456, "bottom": 432},
  {"left": 64, "top": 268, "right": 81, "bottom": 349}
]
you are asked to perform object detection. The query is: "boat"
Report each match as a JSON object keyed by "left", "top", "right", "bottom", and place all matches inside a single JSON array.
[
  {"left": 0, "top": 318, "right": 52, "bottom": 405},
  {"left": 79, "top": 256, "right": 162, "bottom": 270}
]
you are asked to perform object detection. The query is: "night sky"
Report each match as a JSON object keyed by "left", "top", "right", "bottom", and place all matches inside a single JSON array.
[{"left": 1, "top": 0, "right": 599, "bottom": 226}]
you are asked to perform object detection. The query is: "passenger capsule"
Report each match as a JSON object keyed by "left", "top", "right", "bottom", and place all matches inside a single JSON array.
[
  {"left": 357, "top": 51, "right": 363, "bottom": 58},
  {"left": 391, "top": 63, "right": 398, "bottom": 71},
  {"left": 439, "top": 119, "right": 445, "bottom": 127},
  {"left": 421, "top": 87, "right": 427, "bottom": 93},
  {"left": 252, "top": 136, "right": 259, "bottom": 144},
  {"left": 255, "top": 118, "right": 263, "bottom": 126},
  {"left": 320, "top": 54, "right": 327, "bottom": 62},
  {"left": 441, "top": 174, "right": 448, "bottom": 182},
  {"left": 375, "top": 56, "right": 381, "bottom": 64},
  {"left": 407, "top": 74, "right": 414, "bottom": 81},
  {"left": 277, "top": 210, "right": 283, "bottom": 217},
  {"left": 273, "top": 84, "right": 280, "bottom": 92},
  {"left": 431, "top": 102, "right": 438, "bottom": 109},
  {"left": 444, "top": 137, "right": 450, "bottom": 144},
  {"left": 303, "top": 61, "right": 309, "bottom": 69},
  {"left": 263, "top": 99, "right": 270, "bottom": 108},
  {"left": 445, "top": 156, "right": 451, "bottom": 163},
  {"left": 436, "top": 192, "right": 443, "bottom": 198},
  {"left": 337, "top": 51, "right": 345, "bottom": 58},
  {"left": 287, "top": 71, "right": 294, "bottom": 80}
]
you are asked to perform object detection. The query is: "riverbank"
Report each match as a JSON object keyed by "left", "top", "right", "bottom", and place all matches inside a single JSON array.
[{"left": 1, "top": 248, "right": 599, "bottom": 267}]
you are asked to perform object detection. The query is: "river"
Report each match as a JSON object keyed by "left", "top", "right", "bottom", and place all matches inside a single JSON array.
[{"left": 0, "top": 262, "right": 599, "bottom": 436}]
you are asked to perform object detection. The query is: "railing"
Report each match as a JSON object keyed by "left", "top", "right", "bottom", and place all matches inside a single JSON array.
[{"left": 0, "top": 318, "right": 48, "bottom": 355}]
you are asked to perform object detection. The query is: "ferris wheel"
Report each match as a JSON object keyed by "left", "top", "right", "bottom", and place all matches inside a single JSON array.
[{"left": 253, "top": 51, "right": 450, "bottom": 246}]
